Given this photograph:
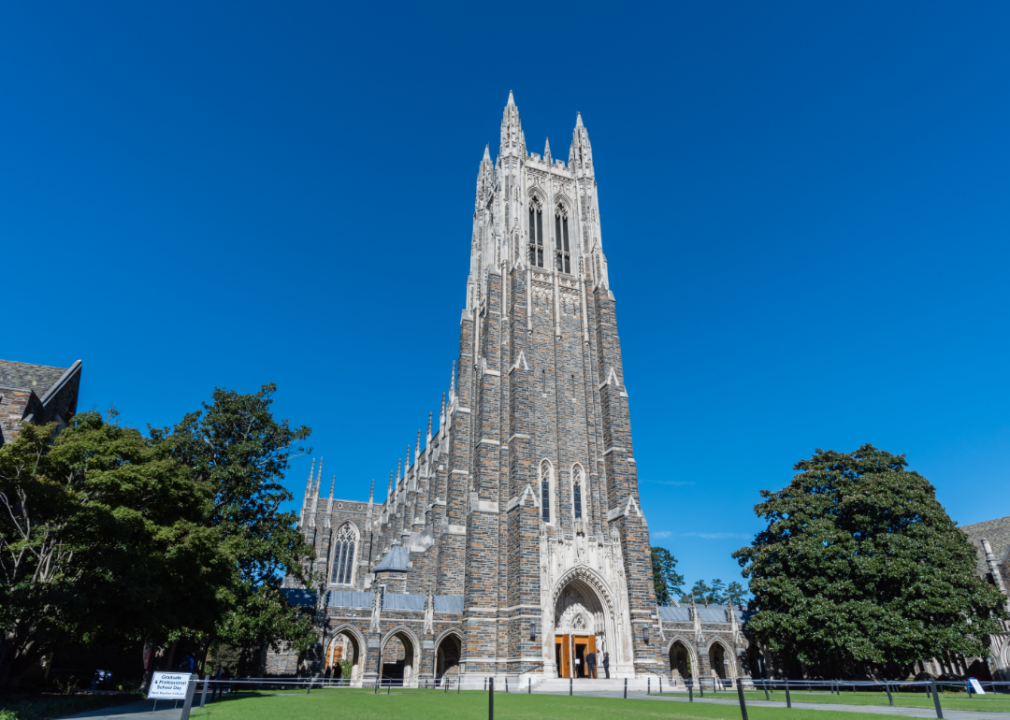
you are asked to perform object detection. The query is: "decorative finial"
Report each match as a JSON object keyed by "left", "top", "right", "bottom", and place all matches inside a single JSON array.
[
  {"left": 316, "top": 458, "right": 324, "bottom": 496},
  {"left": 329, "top": 475, "right": 335, "bottom": 499},
  {"left": 427, "top": 412, "right": 433, "bottom": 439},
  {"left": 306, "top": 458, "right": 315, "bottom": 492},
  {"left": 388, "top": 471, "right": 393, "bottom": 499},
  {"left": 370, "top": 478, "right": 375, "bottom": 502},
  {"left": 395, "top": 460, "right": 401, "bottom": 486},
  {"left": 507, "top": 90, "right": 515, "bottom": 106},
  {"left": 450, "top": 361, "right": 456, "bottom": 397},
  {"left": 544, "top": 137, "right": 551, "bottom": 162},
  {"left": 405, "top": 446, "right": 411, "bottom": 476},
  {"left": 416, "top": 429, "right": 421, "bottom": 454}
]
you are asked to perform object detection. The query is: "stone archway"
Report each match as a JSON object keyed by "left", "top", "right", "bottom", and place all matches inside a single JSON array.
[
  {"left": 551, "top": 575, "right": 612, "bottom": 679},
  {"left": 380, "top": 627, "right": 419, "bottom": 687},
  {"left": 434, "top": 631, "right": 462, "bottom": 683},
  {"left": 327, "top": 626, "right": 364, "bottom": 686},
  {"left": 669, "top": 640, "right": 694, "bottom": 681},
  {"left": 708, "top": 641, "right": 732, "bottom": 680}
]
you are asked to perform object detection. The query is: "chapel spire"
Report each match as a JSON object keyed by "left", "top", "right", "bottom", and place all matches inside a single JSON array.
[
  {"left": 569, "top": 111, "right": 594, "bottom": 177},
  {"left": 543, "top": 137, "right": 551, "bottom": 164},
  {"left": 500, "top": 90, "right": 526, "bottom": 157}
]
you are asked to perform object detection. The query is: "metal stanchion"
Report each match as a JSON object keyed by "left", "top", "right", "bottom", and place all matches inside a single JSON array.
[
  {"left": 784, "top": 679, "right": 791, "bottom": 709},
  {"left": 458, "top": 678, "right": 461, "bottom": 694},
  {"left": 699, "top": 677, "right": 704, "bottom": 698},
  {"left": 199, "top": 677, "right": 209, "bottom": 708},
  {"left": 180, "top": 678, "right": 198, "bottom": 720},
  {"left": 886, "top": 682, "right": 893, "bottom": 706},
  {"left": 648, "top": 677, "right": 651, "bottom": 695},
  {"left": 528, "top": 677, "right": 531, "bottom": 694},
  {"left": 624, "top": 678, "right": 628, "bottom": 699},
  {"left": 660, "top": 677, "right": 662, "bottom": 694},
  {"left": 489, "top": 678, "right": 494, "bottom": 720},
  {"left": 930, "top": 680, "right": 943, "bottom": 719},
  {"left": 688, "top": 680, "right": 693, "bottom": 702},
  {"left": 763, "top": 679, "right": 769, "bottom": 701},
  {"left": 737, "top": 681, "right": 749, "bottom": 720},
  {"left": 570, "top": 677, "right": 573, "bottom": 696}
]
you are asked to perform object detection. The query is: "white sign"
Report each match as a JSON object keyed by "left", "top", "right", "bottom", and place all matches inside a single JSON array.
[
  {"left": 969, "top": 678, "right": 985, "bottom": 695},
  {"left": 148, "top": 672, "right": 192, "bottom": 700}
]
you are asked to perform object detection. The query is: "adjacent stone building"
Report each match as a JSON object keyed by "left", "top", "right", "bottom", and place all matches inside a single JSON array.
[
  {"left": 271, "top": 94, "right": 750, "bottom": 686},
  {"left": 0, "top": 359, "right": 82, "bottom": 446}
]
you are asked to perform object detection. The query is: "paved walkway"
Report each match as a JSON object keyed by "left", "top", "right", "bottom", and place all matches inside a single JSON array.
[
  {"left": 57, "top": 699, "right": 187, "bottom": 720},
  {"left": 531, "top": 687, "right": 1010, "bottom": 720}
]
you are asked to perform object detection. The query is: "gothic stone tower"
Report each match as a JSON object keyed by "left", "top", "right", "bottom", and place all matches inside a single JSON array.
[
  {"left": 458, "top": 92, "right": 663, "bottom": 678},
  {"left": 279, "top": 94, "right": 671, "bottom": 683}
]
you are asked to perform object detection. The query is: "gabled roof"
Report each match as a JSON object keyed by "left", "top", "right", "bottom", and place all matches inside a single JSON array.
[
  {"left": 961, "top": 516, "right": 1010, "bottom": 577},
  {"left": 659, "top": 604, "right": 746, "bottom": 624},
  {"left": 0, "top": 359, "right": 74, "bottom": 395}
]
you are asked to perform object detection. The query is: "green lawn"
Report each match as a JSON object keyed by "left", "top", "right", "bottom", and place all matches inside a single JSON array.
[
  {"left": 189, "top": 689, "right": 931, "bottom": 720},
  {"left": 669, "top": 690, "right": 1010, "bottom": 713}
]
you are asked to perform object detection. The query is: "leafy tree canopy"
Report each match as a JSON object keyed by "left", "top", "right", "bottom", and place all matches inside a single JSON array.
[
  {"left": 153, "top": 384, "right": 318, "bottom": 655},
  {"left": 679, "top": 579, "right": 747, "bottom": 606},
  {"left": 733, "top": 443, "right": 1007, "bottom": 675},
  {"left": 651, "top": 547, "right": 685, "bottom": 606},
  {"left": 0, "top": 413, "right": 223, "bottom": 688}
]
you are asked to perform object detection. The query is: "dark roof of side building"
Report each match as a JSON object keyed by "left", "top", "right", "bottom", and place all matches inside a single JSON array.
[
  {"left": 961, "top": 516, "right": 1010, "bottom": 577},
  {"left": 0, "top": 359, "right": 74, "bottom": 395}
]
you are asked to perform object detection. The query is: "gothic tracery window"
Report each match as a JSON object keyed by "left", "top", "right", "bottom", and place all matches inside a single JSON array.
[
  {"left": 572, "top": 465, "right": 584, "bottom": 520},
  {"left": 555, "top": 205, "right": 571, "bottom": 274},
  {"left": 529, "top": 198, "right": 544, "bottom": 268},
  {"left": 331, "top": 523, "right": 357, "bottom": 585},
  {"left": 541, "top": 460, "right": 552, "bottom": 523}
]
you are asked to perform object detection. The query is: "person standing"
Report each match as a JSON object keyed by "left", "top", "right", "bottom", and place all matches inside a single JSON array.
[
  {"left": 602, "top": 652, "right": 610, "bottom": 679},
  {"left": 586, "top": 650, "right": 597, "bottom": 679}
]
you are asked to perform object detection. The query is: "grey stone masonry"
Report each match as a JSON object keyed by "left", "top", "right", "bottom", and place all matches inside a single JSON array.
[{"left": 267, "top": 94, "right": 754, "bottom": 685}]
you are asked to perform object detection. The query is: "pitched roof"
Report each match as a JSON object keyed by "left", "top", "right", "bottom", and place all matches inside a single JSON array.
[
  {"left": 374, "top": 546, "right": 410, "bottom": 572},
  {"left": 961, "top": 516, "right": 1010, "bottom": 577},
  {"left": 0, "top": 359, "right": 71, "bottom": 395}
]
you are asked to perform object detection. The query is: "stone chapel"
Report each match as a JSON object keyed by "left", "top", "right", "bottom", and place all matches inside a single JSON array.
[{"left": 270, "top": 94, "right": 751, "bottom": 685}]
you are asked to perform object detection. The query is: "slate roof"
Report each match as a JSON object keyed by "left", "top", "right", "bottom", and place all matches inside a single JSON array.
[
  {"left": 659, "top": 604, "right": 746, "bottom": 623},
  {"left": 961, "top": 516, "right": 1010, "bottom": 577},
  {"left": 0, "top": 360, "right": 70, "bottom": 395},
  {"left": 434, "top": 595, "right": 464, "bottom": 613},
  {"left": 374, "top": 546, "right": 410, "bottom": 572},
  {"left": 328, "top": 590, "right": 373, "bottom": 608},
  {"left": 279, "top": 588, "right": 317, "bottom": 607},
  {"left": 383, "top": 593, "right": 426, "bottom": 611}
]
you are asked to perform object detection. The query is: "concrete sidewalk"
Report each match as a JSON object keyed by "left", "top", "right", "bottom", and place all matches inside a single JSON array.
[
  {"left": 645, "top": 693, "right": 1010, "bottom": 720},
  {"left": 57, "top": 699, "right": 186, "bottom": 720}
]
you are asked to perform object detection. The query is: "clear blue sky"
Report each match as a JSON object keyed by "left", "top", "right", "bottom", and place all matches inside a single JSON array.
[{"left": 4, "top": 2, "right": 1009, "bottom": 595}]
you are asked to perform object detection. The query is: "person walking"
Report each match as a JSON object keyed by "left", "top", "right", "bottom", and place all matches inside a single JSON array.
[
  {"left": 586, "top": 650, "right": 597, "bottom": 679},
  {"left": 602, "top": 652, "right": 610, "bottom": 679}
]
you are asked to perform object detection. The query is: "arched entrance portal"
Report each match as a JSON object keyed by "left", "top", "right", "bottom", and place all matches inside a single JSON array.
[
  {"left": 709, "top": 642, "right": 730, "bottom": 680},
  {"left": 434, "top": 632, "right": 461, "bottom": 684},
  {"left": 669, "top": 641, "right": 693, "bottom": 680},
  {"left": 327, "top": 628, "right": 363, "bottom": 685},
  {"left": 553, "top": 577, "right": 608, "bottom": 679},
  {"left": 380, "top": 628, "right": 419, "bottom": 687}
]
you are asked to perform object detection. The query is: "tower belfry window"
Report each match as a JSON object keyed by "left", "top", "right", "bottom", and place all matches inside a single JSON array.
[
  {"left": 529, "top": 198, "right": 544, "bottom": 268},
  {"left": 573, "top": 467, "right": 583, "bottom": 519},
  {"left": 555, "top": 206, "right": 571, "bottom": 274}
]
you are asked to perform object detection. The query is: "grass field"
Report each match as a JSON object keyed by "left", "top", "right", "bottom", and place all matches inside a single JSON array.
[
  {"left": 189, "top": 688, "right": 938, "bottom": 720},
  {"left": 666, "top": 690, "right": 1010, "bottom": 713}
]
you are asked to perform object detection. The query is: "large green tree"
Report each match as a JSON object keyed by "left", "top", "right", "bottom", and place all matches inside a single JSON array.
[
  {"left": 733, "top": 444, "right": 1006, "bottom": 676},
  {"left": 153, "top": 384, "right": 318, "bottom": 662},
  {"left": 0, "top": 414, "right": 222, "bottom": 688},
  {"left": 651, "top": 547, "right": 685, "bottom": 606}
]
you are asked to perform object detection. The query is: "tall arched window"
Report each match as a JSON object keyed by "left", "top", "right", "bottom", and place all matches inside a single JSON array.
[
  {"left": 331, "top": 524, "right": 357, "bottom": 585},
  {"left": 555, "top": 205, "right": 571, "bottom": 274},
  {"left": 540, "top": 460, "right": 553, "bottom": 523},
  {"left": 572, "top": 465, "right": 584, "bottom": 520},
  {"left": 529, "top": 198, "right": 544, "bottom": 268}
]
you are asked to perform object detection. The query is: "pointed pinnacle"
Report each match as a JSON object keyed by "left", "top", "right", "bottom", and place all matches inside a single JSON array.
[
  {"left": 427, "top": 412, "right": 433, "bottom": 436},
  {"left": 576, "top": 111, "right": 583, "bottom": 128},
  {"left": 370, "top": 478, "right": 375, "bottom": 501},
  {"left": 416, "top": 429, "right": 421, "bottom": 450},
  {"left": 483, "top": 144, "right": 491, "bottom": 161},
  {"left": 395, "top": 460, "right": 401, "bottom": 486},
  {"left": 507, "top": 90, "right": 515, "bottom": 106},
  {"left": 316, "top": 458, "right": 324, "bottom": 495},
  {"left": 329, "top": 475, "right": 335, "bottom": 498},
  {"left": 450, "top": 361, "right": 456, "bottom": 395},
  {"left": 544, "top": 137, "right": 551, "bottom": 156},
  {"left": 306, "top": 458, "right": 316, "bottom": 490}
]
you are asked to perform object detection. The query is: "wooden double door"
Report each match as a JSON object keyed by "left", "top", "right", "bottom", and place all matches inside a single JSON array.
[{"left": 555, "top": 634, "right": 597, "bottom": 678}]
